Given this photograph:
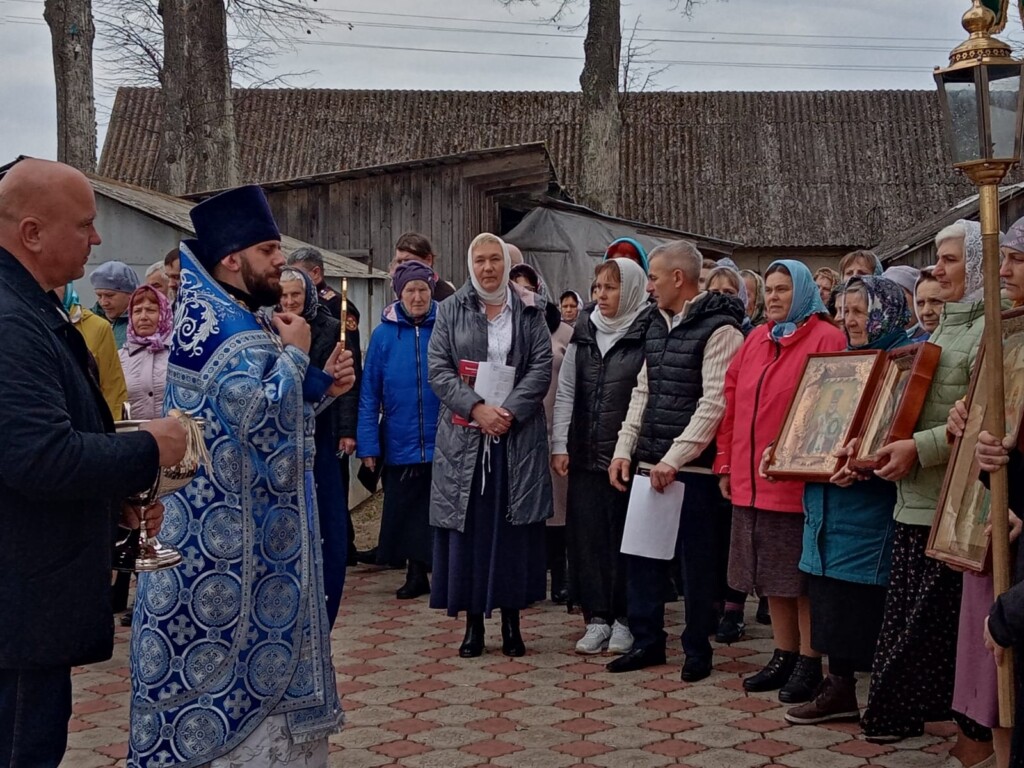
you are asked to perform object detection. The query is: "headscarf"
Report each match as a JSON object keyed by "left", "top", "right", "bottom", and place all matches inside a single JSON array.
[
  {"left": 126, "top": 284, "right": 174, "bottom": 351},
  {"left": 740, "top": 269, "right": 766, "bottom": 327},
  {"left": 948, "top": 218, "right": 985, "bottom": 301},
  {"left": 467, "top": 233, "right": 510, "bottom": 305},
  {"left": 590, "top": 258, "right": 650, "bottom": 355},
  {"left": 767, "top": 259, "right": 827, "bottom": 341},
  {"left": 280, "top": 267, "right": 320, "bottom": 323},
  {"left": 604, "top": 237, "right": 650, "bottom": 273},
  {"left": 62, "top": 282, "right": 80, "bottom": 313},
  {"left": 881, "top": 265, "right": 920, "bottom": 298},
  {"left": 843, "top": 276, "right": 911, "bottom": 349},
  {"left": 1005, "top": 215, "right": 1024, "bottom": 254}
]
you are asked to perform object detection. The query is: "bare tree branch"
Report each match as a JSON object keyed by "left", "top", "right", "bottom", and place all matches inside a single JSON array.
[{"left": 620, "top": 14, "right": 669, "bottom": 93}]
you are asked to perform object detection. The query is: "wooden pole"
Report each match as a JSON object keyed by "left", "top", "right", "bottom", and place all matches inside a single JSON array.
[{"left": 978, "top": 181, "right": 1014, "bottom": 727}]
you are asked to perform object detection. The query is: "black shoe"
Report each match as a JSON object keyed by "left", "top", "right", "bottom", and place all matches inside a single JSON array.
[
  {"left": 680, "top": 655, "right": 712, "bottom": 682},
  {"left": 714, "top": 610, "right": 746, "bottom": 644},
  {"left": 756, "top": 596, "right": 771, "bottom": 625},
  {"left": 778, "top": 655, "right": 823, "bottom": 704},
  {"left": 459, "top": 613, "right": 485, "bottom": 658},
  {"left": 346, "top": 547, "right": 360, "bottom": 568},
  {"left": 742, "top": 649, "right": 797, "bottom": 692},
  {"left": 500, "top": 609, "right": 526, "bottom": 657},
  {"left": 605, "top": 646, "right": 666, "bottom": 673},
  {"left": 396, "top": 561, "right": 430, "bottom": 599},
  {"left": 551, "top": 586, "right": 569, "bottom": 605},
  {"left": 774, "top": 655, "right": 823, "bottom": 704},
  {"left": 120, "top": 612, "right": 133, "bottom": 627},
  {"left": 354, "top": 547, "right": 378, "bottom": 565}
]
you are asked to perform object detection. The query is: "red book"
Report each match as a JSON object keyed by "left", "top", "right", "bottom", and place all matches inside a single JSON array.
[{"left": 452, "top": 360, "right": 480, "bottom": 428}]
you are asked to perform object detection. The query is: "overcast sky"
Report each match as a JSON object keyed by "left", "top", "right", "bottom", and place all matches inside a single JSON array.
[{"left": 0, "top": 0, "right": 996, "bottom": 162}]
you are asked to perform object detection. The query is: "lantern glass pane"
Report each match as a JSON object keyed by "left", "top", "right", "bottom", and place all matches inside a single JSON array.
[
  {"left": 986, "top": 64, "right": 1023, "bottom": 160},
  {"left": 942, "top": 71, "right": 982, "bottom": 163}
]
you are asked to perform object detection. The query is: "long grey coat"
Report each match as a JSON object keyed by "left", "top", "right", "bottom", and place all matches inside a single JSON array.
[{"left": 428, "top": 281, "right": 554, "bottom": 532}]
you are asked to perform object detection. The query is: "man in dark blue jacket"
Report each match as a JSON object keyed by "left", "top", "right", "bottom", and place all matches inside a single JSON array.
[{"left": 0, "top": 159, "right": 187, "bottom": 767}]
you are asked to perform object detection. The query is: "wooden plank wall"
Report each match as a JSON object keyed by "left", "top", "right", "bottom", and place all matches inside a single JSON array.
[{"left": 264, "top": 151, "right": 555, "bottom": 289}]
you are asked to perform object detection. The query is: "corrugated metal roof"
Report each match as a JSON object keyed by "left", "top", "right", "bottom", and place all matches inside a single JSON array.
[
  {"left": 87, "top": 174, "right": 388, "bottom": 279},
  {"left": 99, "top": 87, "right": 977, "bottom": 249}
]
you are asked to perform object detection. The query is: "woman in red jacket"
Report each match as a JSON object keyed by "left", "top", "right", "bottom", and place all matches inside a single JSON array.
[{"left": 715, "top": 259, "right": 846, "bottom": 703}]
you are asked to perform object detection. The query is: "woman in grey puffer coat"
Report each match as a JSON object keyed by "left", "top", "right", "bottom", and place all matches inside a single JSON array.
[{"left": 428, "top": 232, "right": 553, "bottom": 659}]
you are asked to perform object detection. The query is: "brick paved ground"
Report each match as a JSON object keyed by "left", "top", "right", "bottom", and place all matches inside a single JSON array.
[{"left": 66, "top": 566, "right": 961, "bottom": 768}]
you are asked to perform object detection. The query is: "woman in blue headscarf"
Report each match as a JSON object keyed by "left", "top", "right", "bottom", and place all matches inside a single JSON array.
[
  {"left": 784, "top": 276, "right": 911, "bottom": 727},
  {"left": 715, "top": 259, "right": 846, "bottom": 704}
]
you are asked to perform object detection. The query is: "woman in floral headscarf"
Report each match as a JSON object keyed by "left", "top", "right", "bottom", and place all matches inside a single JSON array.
[
  {"left": 117, "top": 285, "right": 173, "bottom": 420},
  {"left": 862, "top": 220, "right": 994, "bottom": 762},
  {"left": 784, "top": 276, "right": 911, "bottom": 728}
]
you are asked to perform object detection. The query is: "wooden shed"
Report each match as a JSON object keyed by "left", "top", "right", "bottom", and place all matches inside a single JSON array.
[
  {"left": 876, "top": 183, "right": 1024, "bottom": 268},
  {"left": 83, "top": 175, "right": 390, "bottom": 332},
  {"left": 188, "top": 144, "right": 564, "bottom": 288}
]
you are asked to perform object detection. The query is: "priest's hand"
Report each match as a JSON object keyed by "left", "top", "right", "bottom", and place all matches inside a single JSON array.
[
  {"left": 325, "top": 345, "right": 356, "bottom": 397},
  {"left": 273, "top": 312, "right": 311, "bottom": 354}
]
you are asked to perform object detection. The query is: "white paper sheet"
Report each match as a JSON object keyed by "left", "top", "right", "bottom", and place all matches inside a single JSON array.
[
  {"left": 619, "top": 474, "right": 685, "bottom": 560},
  {"left": 474, "top": 361, "right": 515, "bottom": 406}
]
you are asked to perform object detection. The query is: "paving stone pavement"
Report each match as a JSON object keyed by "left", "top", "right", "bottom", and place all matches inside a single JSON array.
[{"left": 66, "top": 567, "right": 962, "bottom": 767}]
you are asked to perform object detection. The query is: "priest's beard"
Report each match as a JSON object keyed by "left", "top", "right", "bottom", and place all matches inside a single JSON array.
[{"left": 240, "top": 257, "right": 283, "bottom": 308}]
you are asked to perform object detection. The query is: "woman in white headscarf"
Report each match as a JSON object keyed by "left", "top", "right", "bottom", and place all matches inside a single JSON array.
[
  {"left": 550, "top": 258, "right": 654, "bottom": 655},
  {"left": 862, "top": 219, "right": 995, "bottom": 760},
  {"left": 428, "top": 233, "right": 554, "bottom": 659}
]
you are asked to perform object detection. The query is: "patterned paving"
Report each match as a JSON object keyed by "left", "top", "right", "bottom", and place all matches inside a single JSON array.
[{"left": 66, "top": 567, "right": 961, "bottom": 767}]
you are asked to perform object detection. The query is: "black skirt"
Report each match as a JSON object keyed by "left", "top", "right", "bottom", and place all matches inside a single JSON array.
[
  {"left": 807, "top": 574, "right": 886, "bottom": 671},
  {"left": 431, "top": 437, "right": 547, "bottom": 618},
  {"left": 377, "top": 463, "right": 434, "bottom": 565},
  {"left": 565, "top": 467, "right": 628, "bottom": 621}
]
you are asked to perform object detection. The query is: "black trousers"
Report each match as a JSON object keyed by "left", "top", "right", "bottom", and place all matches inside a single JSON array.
[
  {"left": 626, "top": 473, "right": 719, "bottom": 662},
  {"left": 0, "top": 667, "right": 72, "bottom": 768}
]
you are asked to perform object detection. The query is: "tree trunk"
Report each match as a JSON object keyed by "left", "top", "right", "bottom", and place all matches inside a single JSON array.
[
  {"left": 157, "top": 0, "right": 238, "bottom": 195},
  {"left": 44, "top": 0, "right": 97, "bottom": 172},
  {"left": 577, "top": 0, "right": 621, "bottom": 215}
]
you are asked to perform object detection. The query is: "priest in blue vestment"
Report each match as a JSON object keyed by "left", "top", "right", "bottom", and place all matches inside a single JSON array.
[{"left": 128, "top": 186, "right": 355, "bottom": 768}]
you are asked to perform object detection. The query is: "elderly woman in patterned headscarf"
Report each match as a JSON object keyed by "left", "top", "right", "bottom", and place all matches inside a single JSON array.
[
  {"left": 862, "top": 220, "right": 994, "bottom": 759},
  {"left": 784, "top": 277, "right": 912, "bottom": 728}
]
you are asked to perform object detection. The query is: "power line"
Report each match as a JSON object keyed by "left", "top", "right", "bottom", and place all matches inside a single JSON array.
[{"left": 0, "top": 0, "right": 966, "bottom": 46}]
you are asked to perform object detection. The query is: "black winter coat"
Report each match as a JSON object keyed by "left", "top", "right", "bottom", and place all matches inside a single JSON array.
[
  {"left": 309, "top": 306, "right": 361, "bottom": 442},
  {"left": 567, "top": 306, "right": 654, "bottom": 473},
  {"left": 0, "top": 248, "right": 160, "bottom": 669}
]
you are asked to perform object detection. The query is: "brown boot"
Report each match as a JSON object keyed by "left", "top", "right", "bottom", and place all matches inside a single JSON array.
[{"left": 784, "top": 674, "right": 860, "bottom": 725}]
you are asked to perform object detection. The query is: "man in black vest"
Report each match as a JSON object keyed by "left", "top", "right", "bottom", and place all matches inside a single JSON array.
[
  {"left": 606, "top": 240, "right": 744, "bottom": 681},
  {"left": 0, "top": 159, "right": 187, "bottom": 766}
]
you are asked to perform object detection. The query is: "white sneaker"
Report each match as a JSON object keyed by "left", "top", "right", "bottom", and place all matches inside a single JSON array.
[
  {"left": 608, "top": 620, "right": 634, "bottom": 655},
  {"left": 575, "top": 621, "right": 612, "bottom": 654}
]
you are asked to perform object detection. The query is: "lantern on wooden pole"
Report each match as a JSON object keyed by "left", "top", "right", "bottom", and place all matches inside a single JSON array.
[{"left": 933, "top": 0, "right": 1024, "bottom": 727}]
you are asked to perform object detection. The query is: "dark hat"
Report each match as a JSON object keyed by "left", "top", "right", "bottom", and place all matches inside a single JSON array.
[
  {"left": 188, "top": 185, "right": 281, "bottom": 271},
  {"left": 393, "top": 261, "right": 437, "bottom": 298}
]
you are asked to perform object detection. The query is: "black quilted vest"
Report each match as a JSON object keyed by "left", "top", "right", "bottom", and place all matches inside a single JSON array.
[
  {"left": 568, "top": 305, "right": 654, "bottom": 472},
  {"left": 635, "top": 292, "right": 743, "bottom": 467}
]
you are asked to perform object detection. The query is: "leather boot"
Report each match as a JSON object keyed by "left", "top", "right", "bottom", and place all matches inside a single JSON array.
[
  {"left": 459, "top": 613, "right": 485, "bottom": 658},
  {"left": 500, "top": 608, "right": 526, "bottom": 657},
  {"left": 743, "top": 648, "right": 798, "bottom": 692},
  {"left": 396, "top": 560, "right": 430, "bottom": 599},
  {"left": 778, "top": 655, "right": 824, "bottom": 704}
]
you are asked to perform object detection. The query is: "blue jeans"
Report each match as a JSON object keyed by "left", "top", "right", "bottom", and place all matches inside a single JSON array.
[
  {"left": 626, "top": 473, "right": 719, "bottom": 663},
  {"left": 0, "top": 667, "right": 72, "bottom": 767}
]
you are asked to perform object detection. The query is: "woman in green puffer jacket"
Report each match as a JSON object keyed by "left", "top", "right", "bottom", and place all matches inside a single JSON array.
[{"left": 861, "top": 219, "right": 992, "bottom": 758}]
